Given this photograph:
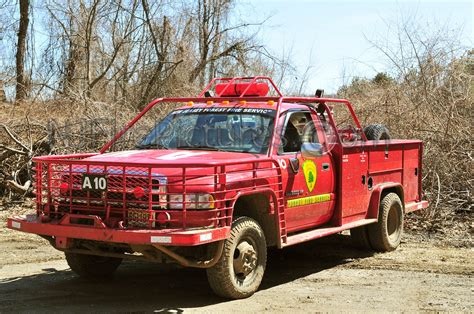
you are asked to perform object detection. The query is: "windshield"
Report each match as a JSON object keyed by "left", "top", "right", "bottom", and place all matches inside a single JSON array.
[{"left": 137, "top": 107, "right": 276, "bottom": 154}]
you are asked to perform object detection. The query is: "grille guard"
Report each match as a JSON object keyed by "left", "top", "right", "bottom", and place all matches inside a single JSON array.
[{"left": 32, "top": 154, "right": 283, "bottom": 232}]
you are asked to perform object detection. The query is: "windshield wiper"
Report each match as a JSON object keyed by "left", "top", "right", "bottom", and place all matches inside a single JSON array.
[
  {"left": 176, "top": 145, "right": 220, "bottom": 151},
  {"left": 136, "top": 143, "right": 169, "bottom": 150}
]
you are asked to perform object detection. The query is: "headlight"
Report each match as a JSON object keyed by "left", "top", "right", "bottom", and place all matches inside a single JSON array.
[{"left": 169, "top": 193, "right": 215, "bottom": 210}]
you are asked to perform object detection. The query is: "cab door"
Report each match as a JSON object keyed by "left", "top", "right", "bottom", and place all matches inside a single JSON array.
[{"left": 276, "top": 110, "right": 336, "bottom": 233}]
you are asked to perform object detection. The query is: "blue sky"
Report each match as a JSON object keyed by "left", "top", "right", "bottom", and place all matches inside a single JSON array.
[{"left": 244, "top": 0, "right": 473, "bottom": 93}]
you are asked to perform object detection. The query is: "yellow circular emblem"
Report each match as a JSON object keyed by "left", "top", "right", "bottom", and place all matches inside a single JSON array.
[{"left": 302, "top": 160, "right": 317, "bottom": 192}]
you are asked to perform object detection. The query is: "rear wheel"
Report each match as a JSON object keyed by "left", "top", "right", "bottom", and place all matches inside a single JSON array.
[
  {"left": 65, "top": 252, "right": 122, "bottom": 278},
  {"left": 206, "top": 217, "right": 267, "bottom": 299},
  {"left": 367, "top": 193, "right": 404, "bottom": 252}
]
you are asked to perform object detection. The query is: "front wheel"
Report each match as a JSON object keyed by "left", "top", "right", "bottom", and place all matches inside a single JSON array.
[
  {"left": 206, "top": 217, "right": 267, "bottom": 299},
  {"left": 367, "top": 193, "right": 404, "bottom": 251},
  {"left": 65, "top": 252, "right": 122, "bottom": 278}
]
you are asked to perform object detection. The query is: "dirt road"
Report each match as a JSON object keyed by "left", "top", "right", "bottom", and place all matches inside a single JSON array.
[{"left": 1, "top": 213, "right": 472, "bottom": 313}]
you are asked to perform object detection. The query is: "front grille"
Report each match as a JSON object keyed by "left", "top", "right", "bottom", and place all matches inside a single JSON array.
[{"left": 62, "top": 174, "right": 163, "bottom": 209}]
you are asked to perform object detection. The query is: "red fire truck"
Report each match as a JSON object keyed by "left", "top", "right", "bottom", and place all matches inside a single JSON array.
[{"left": 7, "top": 77, "right": 427, "bottom": 299}]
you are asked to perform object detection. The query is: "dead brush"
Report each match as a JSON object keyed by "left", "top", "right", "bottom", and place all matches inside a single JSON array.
[{"left": 0, "top": 97, "right": 139, "bottom": 206}]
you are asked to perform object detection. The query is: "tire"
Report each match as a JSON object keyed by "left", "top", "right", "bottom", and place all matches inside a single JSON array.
[
  {"left": 206, "top": 217, "right": 267, "bottom": 299},
  {"left": 364, "top": 124, "right": 390, "bottom": 140},
  {"left": 65, "top": 252, "right": 122, "bottom": 278},
  {"left": 367, "top": 193, "right": 404, "bottom": 252},
  {"left": 350, "top": 226, "right": 372, "bottom": 250}
]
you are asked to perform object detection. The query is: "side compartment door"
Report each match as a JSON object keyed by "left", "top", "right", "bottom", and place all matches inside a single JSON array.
[{"left": 276, "top": 110, "right": 336, "bottom": 233}]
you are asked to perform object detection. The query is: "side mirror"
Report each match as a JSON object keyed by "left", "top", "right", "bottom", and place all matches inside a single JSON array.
[{"left": 301, "top": 142, "right": 323, "bottom": 158}]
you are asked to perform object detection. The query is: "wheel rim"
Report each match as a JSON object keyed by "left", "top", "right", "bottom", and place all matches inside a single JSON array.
[
  {"left": 233, "top": 239, "right": 258, "bottom": 280},
  {"left": 387, "top": 204, "right": 401, "bottom": 242}
]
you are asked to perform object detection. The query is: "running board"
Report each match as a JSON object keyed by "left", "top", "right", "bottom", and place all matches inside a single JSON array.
[{"left": 282, "top": 218, "right": 378, "bottom": 248}]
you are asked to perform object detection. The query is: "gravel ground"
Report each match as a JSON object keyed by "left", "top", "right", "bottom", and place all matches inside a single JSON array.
[{"left": 0, "top": 204, "right": 472, "bottom": 312}]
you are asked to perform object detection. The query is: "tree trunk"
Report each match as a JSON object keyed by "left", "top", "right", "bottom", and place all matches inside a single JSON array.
[{"left": 15, "top": 0, "right": 29, "bottom": 102}]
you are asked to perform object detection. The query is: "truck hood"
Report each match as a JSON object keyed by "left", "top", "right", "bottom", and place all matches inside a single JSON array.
[
  {"left": 81, "top": 150, "right": 272, "bottom": 192},
  {"left": 84, "top": 149, "right": 264, "bottom": 165}
]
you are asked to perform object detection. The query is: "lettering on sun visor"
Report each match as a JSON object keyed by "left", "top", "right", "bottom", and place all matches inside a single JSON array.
[{"left": 175, "top": 107, "right": 276, "bottom": 115}]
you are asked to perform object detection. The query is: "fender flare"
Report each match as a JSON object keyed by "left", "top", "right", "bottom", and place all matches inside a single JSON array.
[
  {"left": 367, "top": 182, "right": 405, "bottom": 219},
  {"left": 229, "top": 188, "right": 279, "bottom": 216}
]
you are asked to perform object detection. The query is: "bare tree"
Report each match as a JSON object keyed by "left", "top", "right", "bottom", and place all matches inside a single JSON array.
[
  {"left": 11, "top": 0, "right": 275, "bottom": 104},
  {"left": 188, "top": 0, "right": 264, "bottom": 85},
  {"left": 15, "top": 0, "right": 29, "bottom": 102}
]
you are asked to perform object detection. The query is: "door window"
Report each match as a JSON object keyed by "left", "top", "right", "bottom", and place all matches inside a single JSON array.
[{"left": 280, "top": 111, "right": 318, "bottom": 154}]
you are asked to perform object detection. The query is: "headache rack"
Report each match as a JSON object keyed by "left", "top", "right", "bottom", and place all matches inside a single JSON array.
[
  {"left": 34, "top": 154, "right": 283, "bottom": 231},
  {"left": 100, "top": 76, "right": 367, "bottom": 154}
]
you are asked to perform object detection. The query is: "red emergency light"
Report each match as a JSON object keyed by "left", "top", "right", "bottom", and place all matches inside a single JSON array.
[{"left": 215, "top": 82, "right": 269, "bottom": 97}]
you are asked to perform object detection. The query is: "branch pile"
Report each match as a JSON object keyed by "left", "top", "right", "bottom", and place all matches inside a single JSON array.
[{"left": 0, "top": 99, "right": 138, "bottom": 207}]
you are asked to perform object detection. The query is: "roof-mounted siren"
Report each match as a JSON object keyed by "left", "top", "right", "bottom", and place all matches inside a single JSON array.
[
  {"left": 215, "top": 82, "right": 270, "bottom": 97},
  {"left": 315, "top": 89, "right": 324, "bottom": 98}
]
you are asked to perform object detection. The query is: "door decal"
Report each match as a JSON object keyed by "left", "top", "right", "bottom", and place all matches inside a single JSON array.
[
  {"left": 302, "top": 160, "right": 317, "bottom": 192},
  {"left": 287, "top": 193, "right": 331, "bottom": 208}
]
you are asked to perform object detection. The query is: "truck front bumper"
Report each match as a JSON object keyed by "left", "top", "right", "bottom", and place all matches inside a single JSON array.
[{"left": 7, "top": 214, "right": 230, "bottom": 246}]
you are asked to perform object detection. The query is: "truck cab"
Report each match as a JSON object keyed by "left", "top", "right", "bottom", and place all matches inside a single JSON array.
[{"left": 7, "top": 77, "right": 428, "bottom": 299}]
